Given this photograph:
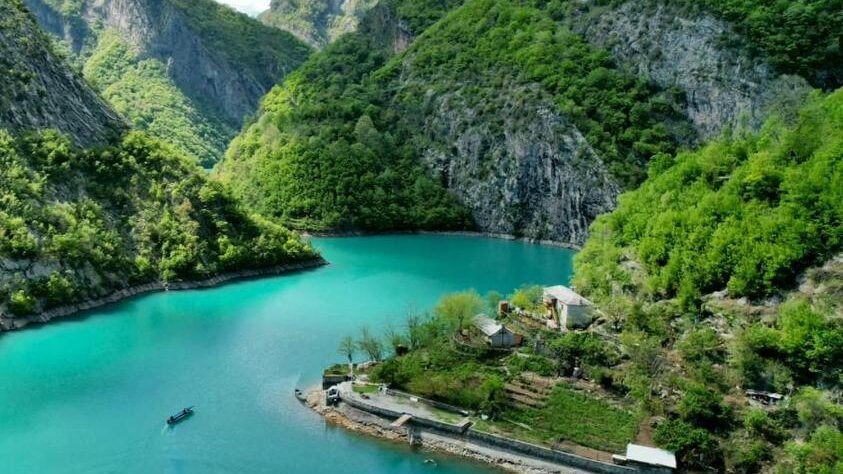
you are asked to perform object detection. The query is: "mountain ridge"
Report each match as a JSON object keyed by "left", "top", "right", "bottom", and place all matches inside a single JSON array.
[{"left": 23, "top": 0, "right": 313, "bottom": 165}]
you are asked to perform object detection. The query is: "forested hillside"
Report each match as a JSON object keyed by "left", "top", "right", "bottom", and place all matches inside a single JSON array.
[
  {"left": 219, "top": 0, "right": 832, "bottom": 244},
  {"left": 23, "top": 0, "right": 312, "bottom": 165},
  {"left": 259, "top": 0, "right": 378, "bottom": 48},
  {"left": 697, "top": 0, "right": 842, "bottom": 88},
  {"left": 0, "top": 0, "right": 124, "bottom": 146},
  {"left": 0, "top": 0, "right": 317, "bottom": 327},
  {"left": 218, "top": 0, "right": 693, "bottom": 242},
  {"left": 573, "top": 88, "right": 842, "bottom": 472}
]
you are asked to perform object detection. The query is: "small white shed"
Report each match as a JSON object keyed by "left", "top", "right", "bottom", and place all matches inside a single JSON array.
[
  {"left": 623, "top": 444, "right": 677, "bottom": 471},
  {"left": 472, "top": 314, "right": 518, "bottom": 348},
  {"left": 543, "top": 285, "right": 593, "bottom": 330}
]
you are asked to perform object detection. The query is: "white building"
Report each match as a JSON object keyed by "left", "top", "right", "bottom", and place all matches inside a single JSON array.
[
  {"left": 543, "top": 285, "right": 593, "bottom": 330},
  {"left": 612, "top": 444, "right": 677, "bottom": 472},
  {"left": 472, "top": 314, "right": 518, "bottom": 348}
]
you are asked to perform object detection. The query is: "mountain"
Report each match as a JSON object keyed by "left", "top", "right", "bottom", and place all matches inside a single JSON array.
[
  {"left": 572, "top": 87, "right": 842, "bottom": 473},
  {"left": 0, "top": 0, "right": 125, "bottom": 146},
  {"left": 23, "top": 0, "right": 312, "bottom": 166},
  {"left": 0, "top": 0, "right": 317, "bottom": 329},
  {"left": 259, "top": 0, "right": 379, "bottom": 48},
  {"left": 218, "top": 0, "right": 825, "bottom": 245}
]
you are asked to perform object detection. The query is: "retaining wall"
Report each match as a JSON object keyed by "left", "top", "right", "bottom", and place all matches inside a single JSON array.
[
  {"left": 384, "top": 388, "right": 470, "bottom": 415},
  {"left": 339, "top": 392, "right": 661, "bottom": 474},
  {"left": 466, "top": 428, "right": 640, "bottom": 474}
]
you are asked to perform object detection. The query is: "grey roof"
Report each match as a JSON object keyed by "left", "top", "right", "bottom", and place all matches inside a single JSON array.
[
  {"left": 746, "top": 389, "right": 784, "bottom": 399},
  {"left": 472, "top": 314, "right": 503, "bottom": 336},
  {"left": 625, "top": 444, "right": 677, "bottom": 469},
  {"left": 544, "top": 285, "right": 591, "bottom": 306}
]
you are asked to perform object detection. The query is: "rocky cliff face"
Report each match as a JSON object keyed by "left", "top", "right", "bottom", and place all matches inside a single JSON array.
[
  {"left": 223, "top": 0, "right": 820, "bottom": 246},
  {"left": 259, "top": 0, "right": 378, "bottom": 48},
  {"left": 23, "top": 0, "right": 311, "bottom": 130},
  {"left": 417, "top": 84, "right": 618, "bottom": 244},
  {"left": 0, "top": 0, "right": 124, "bottom": 146},
  {"left": 571, "top": 0, "right": 812, "bottom": 139}
]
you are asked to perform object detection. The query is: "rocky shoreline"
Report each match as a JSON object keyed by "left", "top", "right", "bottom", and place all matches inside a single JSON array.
[
  {"left": 304, "top": 388, "right": 590, "bottom": 474},
  {"left": 302, "top": 230, "right": 581, "bottom": 250},
  {"left": 0, "top": 258, "right": 327, "bottom": 332}
]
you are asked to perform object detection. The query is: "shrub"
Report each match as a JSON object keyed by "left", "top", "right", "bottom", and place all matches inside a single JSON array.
[{"left": 9, "top": 289, "right": 36, "bottom": 316}]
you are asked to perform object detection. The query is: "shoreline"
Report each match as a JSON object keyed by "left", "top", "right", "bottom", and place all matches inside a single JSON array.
[
  {"left": 302, "top": 229, "right": 582, "bottom": 250},
  {"left": 304, "top": 388, "right": 595, "bottom": 474},
  {"left": 0, "top": 258, "right": 327, "bottom": 332}
]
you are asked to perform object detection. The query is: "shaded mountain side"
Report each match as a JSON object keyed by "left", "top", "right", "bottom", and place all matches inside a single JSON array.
[
  {"left": 259, "top": 0, "right": 379, "bottom": 48},
  {"left": 0, "top": 0, "right": 317, "bottom": 326},
  {"left": 23, "top": 0, "right": 312, "bottom": 165},
  {"left": 0, "top": 0, "right": 125, "bottom": 147}
]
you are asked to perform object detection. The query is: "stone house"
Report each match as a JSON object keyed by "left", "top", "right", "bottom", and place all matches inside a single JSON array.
[
  {"left": 472, "top": 314, "right": 519, "bottom": 348},
  {"left": 543, "top": 285, "right": 593, "bottom": 330}
]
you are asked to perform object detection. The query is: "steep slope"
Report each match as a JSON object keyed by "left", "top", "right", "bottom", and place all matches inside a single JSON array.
[
  {"left": 222, "top": 0, "right": 829, "bottom": 245},
  {"left": 259, "top": 0, "right": 378, "bottom": 48},
  {"left": 569, "top": 0, "right": 813, "bottom": 140},
  {"left": 573, "top": 89, "right": 842, "bottom": 472},
  {"left": 0, "top": 0, "right": 124, "bottom": 146},
  {"left": 23, "top": 0, "right": 312, "bottom": 165},
  {"left": 0, "top": 0, "right": 318, "bottom": 329},
  {"left": 219, "top": 0, "right": 690, "bottom": 244}
]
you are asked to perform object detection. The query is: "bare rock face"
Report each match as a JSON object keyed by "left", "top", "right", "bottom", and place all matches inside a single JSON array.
[
  {"left": 571, "top": 0, "right": 811, "bottom": 139},
  {"left": 416, "top": 85, "right": 618, "bottom": 245},
  {"left": 23, "top": 0, "right": 310, "bottom": 129},
  {"left": 0, "top": 0, "right": 124, "bottom": 146}
]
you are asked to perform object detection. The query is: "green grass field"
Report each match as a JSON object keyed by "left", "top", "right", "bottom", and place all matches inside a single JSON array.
[{"left": 493, "top": 385, "right": 639, "bottom": 453}]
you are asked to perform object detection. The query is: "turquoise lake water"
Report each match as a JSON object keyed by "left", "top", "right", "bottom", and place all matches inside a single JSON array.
[{"left": 0, "top": 235, "right": 575, "bottom": 473}]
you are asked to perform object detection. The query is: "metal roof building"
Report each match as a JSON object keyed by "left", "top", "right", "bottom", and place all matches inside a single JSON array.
[
  {"left": 471, "top": 314, "right": 518, "bottom": 348},
  {"left": 625, "top": 443, "right": 677, "bottom": 470}
]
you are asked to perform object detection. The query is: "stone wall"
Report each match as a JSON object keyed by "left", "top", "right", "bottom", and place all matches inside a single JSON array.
[
  {"left": 466, "top": 428, "right": 640, "bottom": 474},
  {"left": 339, "top": 391, "right": 661, "bottom": 474}
]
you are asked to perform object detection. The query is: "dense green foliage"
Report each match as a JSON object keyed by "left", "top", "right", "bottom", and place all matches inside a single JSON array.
[
  {"left": 381, "top": 0, "right": 689, "bottom": 186},
  {"left": 220, "top": 0, "right": 689, "bottom": 231},
  {"left": 698, "top": 0, "right": 843, "bottom": 88},
  {"left": 34, "top": 0, "right": 312, "bottom": 166},
  {"left": 166, "top": 0, "right": 312, "bottom": 87},
  {"left": 81, "top": 31, "right": 232, "bottom": 167},
  {"left": 575, "top": 89, "right": 843, "bottom": 304},
  {"left": 0, "top": 129, "right": 316, "bottom": 317},
  {"left": 572, "top": 90, "right": 843, "bottom": 472},
  {"left": 581, "top": 0, "right": 843, "bottom": 88},
  {"left": 259, "top": 0, "right": 378, "bottom": 47}
]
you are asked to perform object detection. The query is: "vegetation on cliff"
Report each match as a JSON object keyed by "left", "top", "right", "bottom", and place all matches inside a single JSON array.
[
  {"left": 697, "top": 0, "right": 843, "bottom": 88},
  {"left": 575, "top": 89, "right": 842, "bottom": 305},
  {"left": 81, "top": 31, "right": 232, "bottom": 167},
  {"left": 219, "top": 0, "right": 690, "bottom": 232},
  {"left": 0, "top": 129, "right": 316, "bottom": 319},
  {"left": 30, "top": 0, "right": 312, "bottom": 165},
  {"left": 571, "top": 90, "right": 843, "bottom": 471},
  {"left": 0, "top": 0, "right": 124, "bottom": 146},
  {"left": 259, "top": 0, "right": 379, "bottom": 48}
]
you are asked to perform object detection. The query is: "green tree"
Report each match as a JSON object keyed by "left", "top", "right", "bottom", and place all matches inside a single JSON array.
[
  {"left": 434, "top": 289, "right": 484, "bottom": 332},
  {"left": 356, "top": 326, "right": 384, "bottom": 362},
  {"left": 337, "top": 336, "right": 356, "bottom": 372}
]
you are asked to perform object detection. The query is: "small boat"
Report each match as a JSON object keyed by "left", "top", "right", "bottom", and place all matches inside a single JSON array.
[
  {"left": 166, "top": 407, "right": 194, "bottom": 425},
  {"left": 294, "top": 388, "right": 307, "bottom": 402}
]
